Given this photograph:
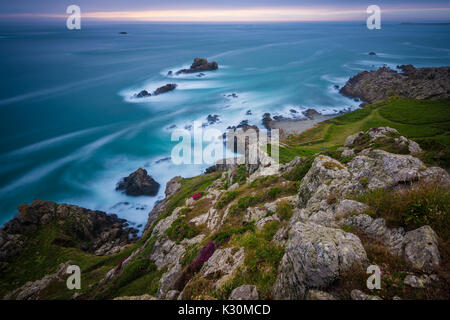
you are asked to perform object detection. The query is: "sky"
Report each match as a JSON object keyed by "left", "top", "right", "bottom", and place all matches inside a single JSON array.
[{"left": 1, "top": 0, "right": 450, "bottom": 22}]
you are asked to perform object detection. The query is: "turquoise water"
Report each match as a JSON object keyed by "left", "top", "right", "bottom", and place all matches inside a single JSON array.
[{"left": 1, "top": 22, "right": 449, "bottom": 228}]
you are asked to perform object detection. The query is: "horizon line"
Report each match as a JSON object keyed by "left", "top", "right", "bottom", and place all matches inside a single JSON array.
[{"left": 1, "top": 7, "right": 450, "bottom": 22}]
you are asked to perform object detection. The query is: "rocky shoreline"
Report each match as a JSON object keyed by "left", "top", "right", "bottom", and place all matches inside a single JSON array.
[
  {"left": 340, "top": 64, "right": 450, "bottom": 103},
  {"left": 1, "top": 63, "right": 449, "bottom": 300}
]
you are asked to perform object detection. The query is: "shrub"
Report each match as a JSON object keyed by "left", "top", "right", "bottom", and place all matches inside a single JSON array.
[
  {"left": 276, "top": 201, "right": 293, "bottom": 220},
  {"left": 359, "top": 177, "right": 369, "bottom": 187},
  {"left": 166, "top": 217, "right": 201, "bottom": 243},
  {"left": 267, "top": 187, "right": 282, "bottom": 200},
  {"left": 234, "top": 165, "right": 248, "bottom": 185},
  {"left": 284, "top": 158, "right": 313, "bottom": 181},
  {"left": 323, "top": 161, "right": 344, "bottom": 170},
  {"left": 174, "top": 242, "right": 217, "bottom": 292},
  {"left": 238, "top": 195, "right": 262, "bottom": 210},
  {"left": 216, "top": 191, "right": 240, "bottom": 209},
  {"left": 210, "top": 223, "right": 255, "bottom": 246},
  {"left": 115, "top": 258, "right": 156, "bottom": 289},
  {"left": 354, "top": 183, "right": 450, "bottom": 240}
]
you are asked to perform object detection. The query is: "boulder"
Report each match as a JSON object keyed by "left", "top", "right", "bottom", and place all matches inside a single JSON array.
[
  {"left": 302, "top": 108, "right": 321, "bottom": 120},
  {"left": 116, "top": 168, "right": 160, "bottom": 196},
  {"left": 176, "top": 58, "right": 218, "bottom": 75},
  {"left": 334, "top": 200, "right": 369, "bottom": 218},
  {"left": 403, "top": 225, "right": 440, "bottom": 272},
  {"left": 153, "top": 84, "right": 177, "bottom": 95},
  {"left": 200, "top": 247, "right": 245, "bottom": 287},
  {"left": 272, "top": 221, "right": 367, "bottom": 299},
  {"left": 403, "top": 274, "right": 432, "bottom": 288},
  {"left": 350, "top": 289, "right": 382, "bottom": 300},
  {"left": 135, "top": 90, "right": 151, "bottom": 98},
  {"left": 228, "top": 285, "right": 259, "bottom": 300}
]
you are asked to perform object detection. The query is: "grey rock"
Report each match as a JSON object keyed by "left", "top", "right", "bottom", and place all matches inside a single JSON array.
[
  {"left": 228, "top": 285, "right": 259, "bottom": 300},
  {"left": 335, "top": 200, "right": 369, "bottom": 218},
  {"left": 165, "top": 290, "right": 180, "bottom": 300},
  {"left": 200, "top": 247, "right": 245, "bottom": 287},
  {"left": 116, "top": 168, "right": 160, "bottom": 196},
  {"left": 306, "top": 290, "right": 337, "bottom": 300},
  {"left": 350, "top": 289, "right": 382, "bottom": 300},
  {"left": 403, "top": 225, "right": 440, "bottom": 272},
  {"left": 272, "top": 222, "right": 367, "bottom": 299},
  {"left": 340, "top": 65, "right": 450, "bottom": 103},
  {"left": 403, "top": 274, "right": 431, "bottom": 288}
]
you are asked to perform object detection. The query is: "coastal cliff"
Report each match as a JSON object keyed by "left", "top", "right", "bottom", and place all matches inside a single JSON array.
[
  {"left": 340, "top": 65, "right": 450, "bottom": 103},
  {"left": 1, "top": 66, "right": 449, "bottom": 300}
]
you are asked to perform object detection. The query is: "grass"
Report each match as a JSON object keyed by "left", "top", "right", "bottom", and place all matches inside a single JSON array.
[
  {"left": 166, "top": 217, "right": 201, "bottom": 243},
  {"left": 323, "top": 161, "right": 344, "bottom": 170},
  {"left": 279, "top": 98, "right": 450, "bottom": 168},
  {"left": 353, "top": 183, "right": 450, "bottom": 240},
  {"left": 215, "top": 190, "right": 240, "bottom": 209},
  {"left": 159, "top": 172, "right": 222, "bottom": 221},
  {"left": 332, "top": 227, "right": 450, "bottom": 300},
  {"left": 0, "top": 221, "right": 142, "bottom": 298},
  {"left": 217, "top": 221, "right": 285, "bottom": 299},
  {"left": 276, "top": 200, "right": 293, "bottom": 220}
]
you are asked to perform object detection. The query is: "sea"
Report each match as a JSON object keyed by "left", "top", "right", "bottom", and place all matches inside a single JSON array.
[{"left": 1, "top": 21, "right": 449, "bottom": 229}]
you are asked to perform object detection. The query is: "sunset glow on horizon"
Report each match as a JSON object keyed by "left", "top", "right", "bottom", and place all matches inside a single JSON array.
[{"left": 2, "top": 6, "right": 450, "bottom": 22}]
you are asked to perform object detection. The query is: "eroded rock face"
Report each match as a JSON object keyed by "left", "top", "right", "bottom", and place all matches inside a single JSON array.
[
  {"left": 176, "top": 58, "right": 218, "bottom": 75},
  {"left": 339, "top": 65, "right": 450, "bottom": 103},
  {"left": 116, "top": 168, "right": 160, "bottom": 197},
  {"left": 200, "top": 247, "right": 245, "bottom": 287},
  {"left": 0, "top": 201, "right": 137, "bottom": 261},
  {"left": 229, "top": 285, "right": 259, "bottom": 300},
  {"left": 273, "top": 222, "right": 367, "bottom": 299}
]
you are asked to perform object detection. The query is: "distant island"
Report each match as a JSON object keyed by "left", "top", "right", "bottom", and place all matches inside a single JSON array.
[{"left": 401, "top": 22, "right": 450, "bottom": 25}]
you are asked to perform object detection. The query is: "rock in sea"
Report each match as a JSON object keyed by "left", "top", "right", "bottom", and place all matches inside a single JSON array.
[{"left": 116, "top": 168, "right": 160, "bottom": 196}]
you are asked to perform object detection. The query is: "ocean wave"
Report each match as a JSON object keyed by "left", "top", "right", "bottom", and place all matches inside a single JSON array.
[
  {"left": 0, "top": 125, "right": 111, "bottom": 160},
  {"left": 0, "top": 127, "right": 132, "bottom": 196}
]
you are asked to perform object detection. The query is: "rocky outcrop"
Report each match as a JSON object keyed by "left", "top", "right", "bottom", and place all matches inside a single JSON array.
[
  {"left": 200, "top": 247, "right": 245, "bottom": 287},
  {"left": 340, "top": 65, "right": 450, "bottom": 103},
  {"left": 135, "top": 90, "right": 151, "bottom": 98},
  {"left": 302, "top": 108, "right": 321, "bottom": 120},
  {"left": 153, "top": 84, "right": 177, "bottom": 95},
  {"left": 273, "top": 221, "right": 367, "bottom": 299},
  {"left": 0, "top": 201, "right": 138, "bottom": 261},
  {"left": 176, "top": 58, "right": 218, "bottom": 75},
  {"left": 343, "top": 127, "right": 422, "bottom": 155},
  {"left": 116, "top": 168, "right": 160, "bottom": 197},
  {"left": 134, "top": 84, "right": 177, "bottom": 98}
]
